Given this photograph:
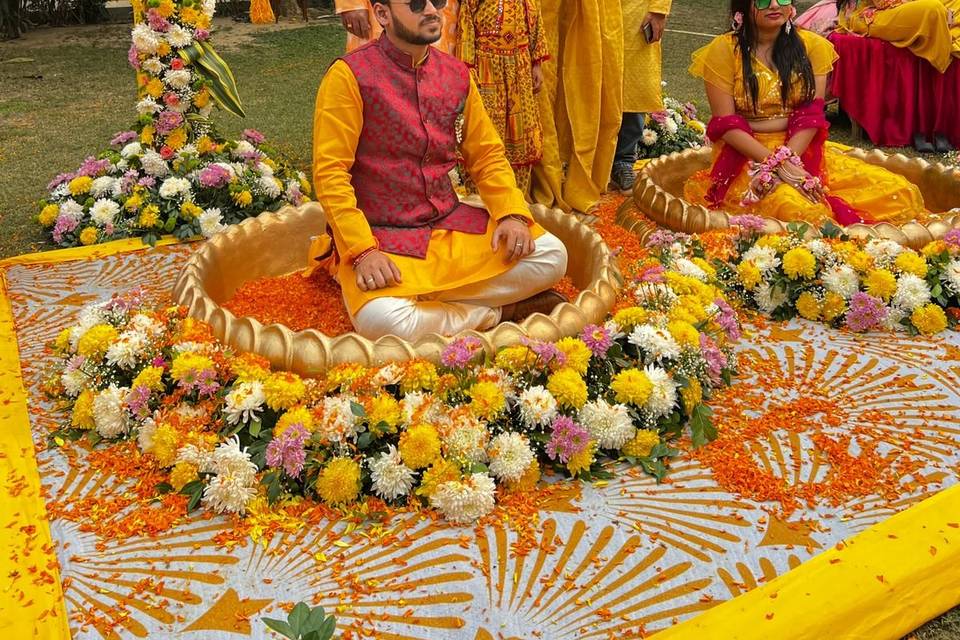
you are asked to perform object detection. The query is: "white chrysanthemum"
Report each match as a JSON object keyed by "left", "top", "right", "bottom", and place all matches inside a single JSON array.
[
  {"left": 401, "top": 391, "right": 431, "bottom": 424},
  {"left": 198, "top": 208, "right": 225, "bottom": 238},
  {"left": 232, "top": 140, "right": 256, "bottom": 158},
  {"left": 137, "top": 417, "right": 157, "bottom": 453},
  {"left": 174, "top": 402, "right": 208, "bottom": 420},
  {"left": 140, "top": 150, "right": 169, "bottom": 177},
  {"left": 664, "top": 117, "right": 679, "bottom": 135},
  {"left": 163, "top": 67, "right": 192, "bottom": 91},
  {"left": 804, "top": 239, "right": 834, "bottom": 262},
  {"left": 865, "top": 238, "right": 904, "bottom": 266},
  {"left": 628, "top": 325, "right": 681, "bottom": 363},
  {"left": 641, "top": 129, "right": 658, "bottom": 146},
  {"left": 128, "top": 313, "right": 165, "bottom": 339},
  {"left": 441, "top": 418, "right": 489, "bottom": 464},
  {"left": 674, "top": 258, "right": 708, "bottom": 282},
  {"left": 477, "top": 366, "right": 517, "bottom": 400},
  {"left": 255, "top": 161, "right": 274, "bottom": 177},
  {"left": 90, "top": 176, "right": 117, "bottom": 198},
  {"left": 165, "top": 25, "right": 194, "bottom": 48},
  {"left": 202, "top": 0, "right": 216, "bottom": 15},
  {"left": 633, "top": 282, "right": 678, "bottom": 307},
  {"left": 52, "top": 183, "right": 71, "bottom": 199},
  {"left": 754, "top": 281, "right": 787, "bottom": 315},
  {"left": 203, "top": 472, "right": 257, "bottom": 514},
  {"left": 222, "top": 381, "right": 266, "bottom": 425},
  {"left": 741, "top": 245, "right": 781, "bottom": 273},
  {"left": 317, "top": 395, "right": 361, "bottom": 443},
  {"left": 429, "top": 473, "right": 497, "bottom": 524},
  {"left": 120, "top": 141, "right": 143, "bottom": 159},
  {"left": 89, "top": 198, "right": 120, "bottom": 227},
  {"left": 643, "top": 365, "right": 678, "bottom": 418},
  {"left": 176, "top": 443, "right": 215, "bottom": 474},
  {"left": 158, "top": 176, "right": 192, "bottom": 199},
  {"left": 60, "top": 368, "right": 88, "bottom": 397},
  {"left": 892, "top": 273, "right": 932, "bottom": 311},
  {"left": 176, "top": 144, "right": 197, "bottom": 158},
  {"left": 258, "top": 175, "right": 282, "bottom": 198},
  {"left": 517, "top": 385, "right": 558, "bottom": 428},
  {"left": 883, "top": 304, "right": 908, "bottom": 331},
  {"left": 136, "top": 97, "right": 161, "bottom": 116},
  {"left": 579, "top": 398, "right": 636, "bottom": 450},
  {"left": 368, "top": 445, "right": 415, "bottom": 500},
  {"left": 210, "top": 436, "right": 258, "bottom": 482},
  {"left": 105, "top": 329, "right": 148, "bottom": 369},
  {"left": 141, "top": 57, "right": 165, "bottom": 74},
  {"left": 132, "top": 23, "right": 160, "bottom": 54},
  {"left": 941, "top": 259, "right": 960, "bottom": 295},
  {"left": 487, "top": 433, "right": 535, "bottom": 483},
  {"left": 59, "top": 199, "right": 84, "bottom": 221},
  {"left": 285, "top": 180, "right": 303, "bottom": 201},
  {"left": 93, "top": 384, "right": 131, "bottom": 438},
  {"left": 822, "top": 264, "right": 860, "bottom": 299}
]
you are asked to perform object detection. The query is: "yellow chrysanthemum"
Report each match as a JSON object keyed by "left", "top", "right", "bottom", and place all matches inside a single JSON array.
[
  {"left": 546, "top": 367, "right": 588, "bottom": 409},
  {"left": 822, "top": 292, "right": 847, "bottom": 322},
  {"left": 230, "top": 353, "right": 272, "bottom": 383},
  {"left": 667, "top": 320, "right": 700, "bottom": 347},
  {"left": 170, "top": 352, "right": 215, "bottom": 384},
  {"left": 505, "top": 460, "right": 541, "bottom": 493},
  {"left": 132, "top": 366, "right": 165, "bottom": 391},
  {"left": 68, "top": 176, "right": 92, "bottom": 196},
  {"left": 155, "top": 0, "right": 175, "bottom": 17},
  {"left": 38, "top": 204, "right": 59, "bottom": 227},
  {"left": 922, "top": 240, "right": 949, "bottom": 258},
  {"left": 275, "top": 406, "right": 314, "bottom": 438},
  {"left": 864, "top": 269, "right": 897, "bottom": 301},
  {"left": 180, "top": 201, "right": 204, "bottom": 220},
  {"left": 399, "top": 423, "right": 441, "bottom": 470},
  {"left": 196, "top": 134, "right": 216, "bottom": 154},
  {"left": 681, "top": 377, "right": 703, "bottom": 415},
  {"left": 756, "top": 234, "right": 785, "bottom": 251},
  {"left": 179, "top": 6, "right": 200, "bottom": 25},
  {"left": 622, "top": 429, "right": 660, "bottom": 457},
  {"left": 567, "top": 441, "right": 596, "bottom": 476},
  {"left": 664, "top": 272, "right": 703, "bottom": 296},
  {"left": 263, "top": 372, "right": 306, "bottom": 411},
  {"left": 691, "top": 257, "right": 717, "bottom": 279},
  {"left": 317, "top": 457, "right": 361, "bottom": 505},
  {"left": 399, "top": 360, "right": 439, "bottom": 392},
  {"left": 138, "top": 207, "right": 160, "bottom": 229},
  {"left": 169, "top": 461, "right": 198, "bottom": 491},
  {"left": 145, "top": 78, "right": 164, "bottom": 98},
  {"left": 151, "top": 423, "right": 179, "bottom": 467},
  {"left": 737, "top": 260, "right": 761, "bottom": 291},
  {"left": 71, "top": 390, "right": 96, "bottom": 429},
  {"left": 611, "top": 368, "right": 653, "bottom": 406},
  {"left": 233, "top": 190, "right": 253, "bottom": 207},
  {"left": 782, "top": 247, "right": 816, "bottom": 280},
  {"left": 165, "top": 127, "right": 187, "bottom": 151},
  {"left": 894, "top": 251, "right": 928, "bottom": 278},
  {"left": 366, "top": 394, "right": 402, "bottom": 431},
  {"left": 555, "top": 337, "right": 592, "bottom": 375},
  {"left": 613, "top": 307, "right": 648, "bottom": 330},
  {"left": 416, "top": 458, "right": 461, "bottom": 498},
  {"left": 299, "top": 176, "right": 313, "bottom": 196},
  {"left": 847, "top": 250, "right": 873, "bottom": 273},
  {"left": 467, "top": 381, "right": 506, "bottom": 419},
  {"left": 124, "top": 192, "right": 143, "bottom": 212},
  {"left": 140, "top": 125, "right": 155, "bottom": 146},
  {"left": 79, "top": 227, "right": 98, "bottom": 246},
  {"left": 156, "top": 42, "right": 171, "bottom": 57},
  {"left": 678, "top": 295, "right": 709, "bottom": 322},
  {"left": 796, "top": 291, "right": 821, "bottom": 321},
  {"left": 911, "top": 304, "right": 948, "bottom": 336},
  {"left": 77, "top": 324, "right": 118, "bottom": 359},
  {"left": 54, "top": 328, "right": 72, "bottom": 352},
  {"left": 494, "top": 345, "right": 538, "bottom": 373}
]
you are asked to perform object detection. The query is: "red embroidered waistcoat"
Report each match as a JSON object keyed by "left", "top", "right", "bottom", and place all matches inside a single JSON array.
[{"left": 340, "top": 35, "right": 489, "bottom": 259}]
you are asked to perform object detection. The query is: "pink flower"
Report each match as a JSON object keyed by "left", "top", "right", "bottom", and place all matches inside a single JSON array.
[
  {"left": 650, "top": 111, "right": 669, "bottom": 125},
  {"left": 699, "top": 333, "right": 727, "bottom": 385},
  {"left": 77, "top": 156, "right": 112, "bottom": 178},
  {"left": 636, "top": 263, "right": 666, "bottom": 283},
  {"left": 713, "top": 298, "right": 741, "bottom": 341},
  {"left": 128, "top": 44, "right": 141, "bottom": 70},
  {"left": 266, "top": 423, "right": 309, "bottom": 479},
  {"left": 147, "top": 9, "right": 170, "bottom": 31},
  {"left": 160, "top": 145, "right": 175, "bottom": 160},
  {"left": 845, "top": 292, "right": 888, "bottom": 332},
  {"left": 520, "top": 337, "right": 567, "bottom": 368},
  {"left": 728, "top": 214, "right": 766, "bottom": 233},
  {"left": 944, "top": 228, "right": 960, "bottom": 248},
  {"left": 580, "top": 324, "right": 613, "bottom": 358},
  {"left": 440, "top": 336, "right": 483, "bottom": 369},
  {"left": 199, "top": 164, "right": 232, "bottom": 189},
  {"left": 127, "top": 385, "right": 152, "bottom": 419},
  {"left": 546, "top": 416, "right": 591, "bottom": 464},
  {"left": 194, "top": 29, "right": 210, "bottom": 41},
  {"left": 242, "top": 129, "right": 267, "bottom": 145},
  {"left": 155, "top": 110, "right": 184, "bottom": 135},
  {"left": 645, "top": 229, "right": 683, "bottom": 250}
]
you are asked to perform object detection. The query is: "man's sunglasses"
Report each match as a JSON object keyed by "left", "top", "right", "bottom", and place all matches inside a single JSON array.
[
  {"left": 388, "top": 0, "right": 448, "bottom": 13},
  {"left": 754, "top": 0, "right": 792, "bottom": 9}
]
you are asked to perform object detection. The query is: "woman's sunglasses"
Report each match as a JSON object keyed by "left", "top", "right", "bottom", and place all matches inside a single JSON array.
[
  {"left": 389, "top": 0, "right": 448, "bottom": 13},
  {"left": 754, "top": 0, "right": 792, "bottom": 9}
]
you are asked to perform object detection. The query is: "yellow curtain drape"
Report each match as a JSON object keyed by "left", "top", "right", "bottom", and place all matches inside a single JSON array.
[{"left": 531, "top": 0, "right": 623, "bottom": 213}]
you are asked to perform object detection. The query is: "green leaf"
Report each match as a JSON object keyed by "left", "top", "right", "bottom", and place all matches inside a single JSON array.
[
  {"left": 356, "top": 432, "right": 373, "bottom": 450},
  {"left": 179, "top": 41, "right": 246, "bottom": 118},
  {"left": 155, "top": 482, "right": 174, "bottom": 494},
  {"left": 86, "top": 431, "right": 102, "bottom": 447},
  {"left": 316, "top": 616, "right": 337, "bottom": 640},
  {"left": 262, "top": 617, "right": 297, "bottom": 639},
  {"left": 305, "top": 606, "right": 328, "bottom": 631},
  {"left": 187, "top": 488, "right": 203, "bottom": 511},
  {"left": 288, "top": 602, "right": 311, "bottom": 634},
  {"left": 249, "top": 419, "right": 262, "bottom": 438},
  {"left": 470, "top": 462, "right": 489, "bottom": 474},
  {"left": 689, "top": 403, "right": 717, "bottom": 449},
  {"left": 350, "top": 401, "right": 366, "bottom": 418}
]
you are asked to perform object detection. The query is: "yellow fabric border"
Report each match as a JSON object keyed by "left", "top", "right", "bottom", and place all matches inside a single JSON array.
[
  {"left": 0, "top": 234, "right": 184, "bottom": 269},
  {"left": 653, "top": 484, "right": 960, "bottom": 639}
]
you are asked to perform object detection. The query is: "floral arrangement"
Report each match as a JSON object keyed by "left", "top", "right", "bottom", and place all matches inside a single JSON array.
[
  {"left": 637, "top": 96, "right": 706, "bottom": 160},
  {"left": 44, "top": 237, "right": 739, "bottom": 525},
  {"left": 36, "top": 0, "right": 309, "bottom": 247},
  {"left": 717, "top": 216, "right": 960, "bottom": 335}
]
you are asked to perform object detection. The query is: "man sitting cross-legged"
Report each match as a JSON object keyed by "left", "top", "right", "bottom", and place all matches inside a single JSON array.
[{"left": 309, "top": 0, "right": 568, "bottom": 341}]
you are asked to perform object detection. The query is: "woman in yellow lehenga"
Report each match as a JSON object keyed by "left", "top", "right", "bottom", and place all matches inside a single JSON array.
[
  {"left": 457, "top": 0, "right": 549, "bottom": 194},
  {"left": 250, "top": 0, "right": 276, "bottom": 24},
  {"left": 684, "top": 0, "right": 927, "bottom": 226},
  {"left": 836, "top": 0, "right": 960, "bottom": 72}
]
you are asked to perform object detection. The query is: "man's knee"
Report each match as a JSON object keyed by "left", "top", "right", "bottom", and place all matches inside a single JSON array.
[
  {"left": 534, "top": 232, "right": 569, "bottom": 282},
  {"left": 352, "top": 297, "right": 421, "bottom": 341}
]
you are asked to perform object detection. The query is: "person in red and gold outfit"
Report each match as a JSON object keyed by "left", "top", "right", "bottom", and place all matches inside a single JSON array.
[{"left": 309, "top": 0, "right": 568, "bottom": 340}]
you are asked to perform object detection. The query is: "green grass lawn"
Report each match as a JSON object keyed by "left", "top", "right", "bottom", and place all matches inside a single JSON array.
[{"left": 0, "top": 6, "right": 958, "bottom": 637}]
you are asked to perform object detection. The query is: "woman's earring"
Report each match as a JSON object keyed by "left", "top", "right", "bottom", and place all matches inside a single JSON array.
[{"left": 785, "top": 18, "right": 793, "bottom": 33}]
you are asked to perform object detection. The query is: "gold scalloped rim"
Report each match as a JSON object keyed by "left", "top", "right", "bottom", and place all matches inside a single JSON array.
[
  {"left": 624, "top": 147, "right": 960, "bottom": 249},
  {"left": 171, "top": 202, "right": 622, "bottom": 376}
]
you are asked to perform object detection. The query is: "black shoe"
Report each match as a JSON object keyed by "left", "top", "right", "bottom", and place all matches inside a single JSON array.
[
  {"left": 934, "top": 133, "right": 954, "bottom": 153},
  {"left": 913, "top": 133, "right": 936, "bottom": 153},
  {"left": 609, "top": 162, "right": 636, "bottom": 193}
]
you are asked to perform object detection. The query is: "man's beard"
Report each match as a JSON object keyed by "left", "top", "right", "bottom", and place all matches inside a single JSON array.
[{"left": 393, "top": 15, "right": 442, "bottom": 45}]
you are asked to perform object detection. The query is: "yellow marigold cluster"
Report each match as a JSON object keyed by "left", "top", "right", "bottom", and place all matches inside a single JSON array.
[
  {"left": 399, "top": 360, "right": 439, "bottom": 392},
  {"left": 416, "top": 458, "right": 460, "bottom": 498},
  {"left": 622, "top": 429, "right": 660, "bottom": 458},
  {"left": 611, "top": 368, "right": 653, "bottom": 406},
  {"left": 681, "top": 377, "right": 703, "bottom": 415},
  {"left": 399, "top": 424, "right": 441, "bottom": 469},
  {"left": 911, "top": 304, "right": 948, "bottom": 335},
  {"left": 263, "top": 372, "right": 306, "bottom": 410},
  {"left": 275, "top": 406, "right": 314, "bottom": 438},
  {"left": 79, "top": 228, "right": 99, "bottom": 246},
  {"left": 613, "top": 307, "right": 648, "bottom": 330},
  {"left": 366, "top": 394, "right": 402, "bottom": 431},
  {"left": 169, "top": 461, "right": 198, "bottom": 491},
  {"left": 170, "top": 352, "right": 215, "bottom": 384},
  {"left": 567, "top": 441, "right": 596, "bottom": 476},
  {"left": 494, "top": 345, "right": 538, "bottom": 373},
  {"left": 71, "top": 390, "right": 96, "bottom": 429},
  {"left": 468, "top": 381, "right": 506, "bottom": 419},
  {"left": 822, "top": 292, "right": 847, "bottom": 322},
  {"left": 796, "top": 291, "right": 821, "bottom": 321},
  {"left": 864, "top": 269, "right": 897, "bottom": 301},
  {"left": 555, "top": 337, "right": 592, "bottom": 375},
  {"left": 317, "top": 457, "right": 361, "bottom": 505},
  {"left": 737, "top": 261, "right": 761, "bottom": 290},
  {"left": 132, "top": 365, "right": 165, "bottom": 391},
  {"left": 38, "top": 204, "right": 59, "bottom": 227},
  {"left": 546, "top": 368, "right": 588, "bottom": 409},
  {"left": 230, "top": 353, "right": 272, "bottom": 382},
  {"left": 894, "top": 251, "right": 928, "bottom": 278},
  {"left": 782, "top": 247, "right": 816, "bottom": 280},
  {"left": 151, "top": 423, "right": 180, "bottom": 467},
  {"left": 667, "top": 320, "right": 700, "bottom": 347},
  {"left": 77, "top": 324, "right": 119, "bottom": 359},
  {"left": 68, "top": 176, "right": 92, "bottom": 196}
]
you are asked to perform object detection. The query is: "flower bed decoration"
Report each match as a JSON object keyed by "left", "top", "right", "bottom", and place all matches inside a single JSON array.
[{"left": 636, "top": 97, "right": 706, "bottom": 160}]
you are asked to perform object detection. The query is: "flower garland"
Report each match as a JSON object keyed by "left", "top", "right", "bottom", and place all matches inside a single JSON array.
[
  {"left": 718, "top": 217, "right": 960, "bottom": 334},
  {"left": 36, "top": 0, "right": 309, "bottom": 247},
  {"left": 637, "top": 96, "right": 706, "bottom": 160},
  {"left": 45, "top": 236, "right": 739, "bottom": 525}
]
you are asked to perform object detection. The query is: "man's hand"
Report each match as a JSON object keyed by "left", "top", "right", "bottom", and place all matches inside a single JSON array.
[
  {"left": 340, "top": 9, "right": 371, "bottom": 38},
  {"left": 355, "top": 250, "right": 402, "bottom": 291},
  {"left": 492, "top": 217, "right": 534, "bottom": 261},
  {"left": 642, "top": 12, "right": 667, "bottom": 43},
  {"left": 532, "top": 62, "right": 544, "bottom": 94}
]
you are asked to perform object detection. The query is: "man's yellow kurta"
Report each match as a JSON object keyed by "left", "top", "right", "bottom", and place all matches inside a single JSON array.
[
  {"left": 622, "top": 0, "right": 672, "bottom": 112},
  {"left": 333, "top": 0, "right": 461, "bottom": 54}
]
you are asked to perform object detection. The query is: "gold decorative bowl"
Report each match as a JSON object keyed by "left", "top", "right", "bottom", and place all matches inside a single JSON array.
[
  {"left": 623, "top": 147, "right": 960, "bottom": 249},
  {"left": 171, "top": 202, "right": 621, "bottom": 376}
]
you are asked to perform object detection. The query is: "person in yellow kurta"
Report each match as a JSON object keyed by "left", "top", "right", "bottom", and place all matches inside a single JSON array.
[
  {"left": 684, "top": 0, "right": 926, "bottom": 226},
  {"left": 335, "top": 0, "right": 460, "bottom": 53},
  {"left": 611, "top": 0, "right": 672, "bottom": 192},
  {"left": 250, "top": 0, "right": 276, "bottom": 24},
  {"left": 457, "top": 0, "right": 550, "bottom": 194},
  {"left": 310, "top": 0, "right": 568, "bottom": 340},
  {"left": 836, "top": 0, "right": 960, "bottom": 73}
]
